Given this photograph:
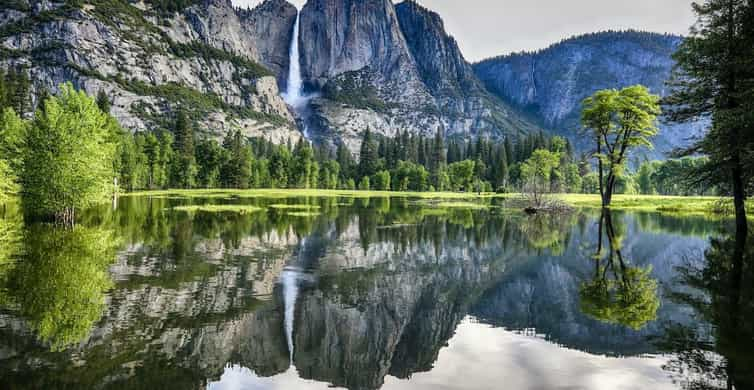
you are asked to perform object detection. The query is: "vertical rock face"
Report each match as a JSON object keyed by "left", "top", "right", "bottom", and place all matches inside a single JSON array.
[
  {"left": 296, "top": 0, "right": 540, "bottom": 152},
  {"left": 239, "top": 0, "right": 298, "bottom": 85},
  {"left": 473, "top": 31, "right": 708, "bottom": 157},
  {"left": 395, "top": 0, "right": 534, "bottom": 139},
  {"left": 299, "top": 0, "right": 417, "bottom": 88}
]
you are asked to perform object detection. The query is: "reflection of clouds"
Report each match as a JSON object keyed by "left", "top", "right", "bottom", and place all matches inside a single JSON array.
[
  {"left": 208, "top": 365, "right": 345, "bottom": 390},
  {"left": 207, "top": 317, "right": 676, "bottom": 390},
  {"left": 383, "top": 317, "right": 676, "bottom": 390}
]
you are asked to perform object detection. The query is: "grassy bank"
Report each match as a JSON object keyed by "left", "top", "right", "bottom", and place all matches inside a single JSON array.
[{"left": 121, "top": 189, "right": 750, "bottom": 216}]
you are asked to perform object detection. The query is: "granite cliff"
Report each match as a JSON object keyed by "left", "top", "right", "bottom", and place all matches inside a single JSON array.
[{"left": 473, "top": 31, "right": 707, "bottom": 158}]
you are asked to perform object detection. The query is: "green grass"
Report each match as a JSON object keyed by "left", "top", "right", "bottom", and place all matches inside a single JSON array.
[
  {"left": 269, "top": 204, "right": 321, "bottom": 210},
  {"left": 286, "top": 211, "right": 321, "bottom": 218},
  {"left": 433, "top": 201, "right": 491, "bottom": 210},
  {"left": 126, "top": 189, "right": 752, "bottom": 217},
  {"left": 172, "top": 205, "right": 263, "bottom": 214},
  {"left": 125, "top": 188, "right": 498, "bottom": 200}
]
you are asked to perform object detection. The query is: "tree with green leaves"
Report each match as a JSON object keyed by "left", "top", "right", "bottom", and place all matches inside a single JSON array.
[
  {"left": 664, "top": 0, "right": 753, "bottom": 244},
  {"left": 448, "top": 160, "right": 475, "bottom": 192},
  {"left": 0, "top": 108, "right": 26, "bottom": 202},
  {"left": 581, "top": 85, "right": 660, "bottom": 207},
  {"left": 372, "top": 170, "right": 391, "bottom": 191},
  {"left": 22, "top": 83, "right": 118, "bottom": 223},
  {"left": 520, "top": 149, "right": 561, "bottom": 208}
]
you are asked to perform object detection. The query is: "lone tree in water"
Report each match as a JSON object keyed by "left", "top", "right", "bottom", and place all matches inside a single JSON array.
[
  {"left": 664, "top": 0, "right": 754, "bottom": 244},
  {"left": 22, "top": 83, "right": 118, "bottom": 224},
  {"left": 581, "top": 85, "right": 660, "bottom": 207}
]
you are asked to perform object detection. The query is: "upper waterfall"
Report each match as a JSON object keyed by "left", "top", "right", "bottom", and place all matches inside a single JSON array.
[
  {"left": 283, "top": 11, "right": 305, "bottom": 110},
  {"left": 282, "top": 11, "right": 311, "bottom": 139}
]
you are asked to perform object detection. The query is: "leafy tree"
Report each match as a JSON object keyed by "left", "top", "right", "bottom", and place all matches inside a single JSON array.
[
  {"left": 0, "top": 160, "right": 17, "bottom": 204},
  {"left": 520, "top": 149, "right": 561, "bottom": 207},
  {"left": 637, "top": 161, "right": 657, "bottom": 194},
  {"left": 393, "top": 161, "right": 429, "bottom": 191},
  {"left": 581, "top": 85, "right": 660, "bottom": 207},
  {"left": 664, "top": 0, "right": 754, "bottom": 241},
  {"left": 0, "top": 108, "right": 26, "bottom": 201},
  {"left": 372, "top": 170, "right": 391, "bottom": 191},
  {"left": 448, "top": 160, "right": 475, "bottom": 192},
  {"left": 358, "top": 176, "right": 370, "bottom": 191},
  {"left": 22, "top": 83, "right": 118, "bottom": 223},
  {"left": 562, "top": 163, "right": 583, "bottom": 193},
  {"left": 118, "top": 133, "right": 148, "bottom": 191}
]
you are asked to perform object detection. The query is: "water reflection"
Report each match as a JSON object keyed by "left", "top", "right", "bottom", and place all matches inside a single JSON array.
[
  {"left": 579, "top": 210, "right": 660, "bottom": 330},
  {"left": 657, "top": 225, "right": 754, "bottom": 390},
  {"left": 0, "top": 195, "right": 733, "bottom": 389}
]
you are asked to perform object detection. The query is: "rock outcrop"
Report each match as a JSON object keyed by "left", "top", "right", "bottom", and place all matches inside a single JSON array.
[
  {"left": 297, "top": 0, "right": 540, "bottom": 151},
  {"left": 0, "top": 0, "right": 301, "bottom": 143},
  {"left": 473, "top": 31, "right": 708, "bottom": 158},
  {"left": 238, "top": 0, "right": 298, "bottom": 84}
]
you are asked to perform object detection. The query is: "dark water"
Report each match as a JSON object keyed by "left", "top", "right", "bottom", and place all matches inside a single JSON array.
[{"left": 0, "top": 195, "right": 751, "bottom": 390}]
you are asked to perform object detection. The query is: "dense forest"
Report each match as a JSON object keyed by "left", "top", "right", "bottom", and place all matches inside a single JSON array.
[{"left": 0, "top": 66, "right": 714, "bottom": 215}]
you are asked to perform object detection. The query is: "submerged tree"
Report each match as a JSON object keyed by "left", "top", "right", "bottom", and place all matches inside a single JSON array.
[
  {"left": 581, "top": 85, "right": 660, "bottom": 207},
  {"left": 520, "top": 149, "right": 560, "bottom": 209},
  {"left": 22, "top": 83, "right": 118, "bottom": 223}
]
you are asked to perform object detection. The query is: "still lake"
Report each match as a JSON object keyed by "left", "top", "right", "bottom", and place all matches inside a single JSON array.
[{"left": 0, "top": 194, "right": 751, "bottom": 389}]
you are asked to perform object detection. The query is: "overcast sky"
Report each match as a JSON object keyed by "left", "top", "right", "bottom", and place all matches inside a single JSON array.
[{"left": 232, "top": 0, "right": 696, "bottom": 61}]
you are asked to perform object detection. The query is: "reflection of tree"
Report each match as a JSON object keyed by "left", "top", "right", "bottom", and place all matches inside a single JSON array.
[
  {"left": 519, "top": 213, "right": 575, "bottom": 255},
  {"left": 579, "top": 210, "right": 660, "bottom": 330},
  {"left": 657, "top": 227, "right": 753, "bottom": 390},
  {"left": 3, "top": 225, "right": 120, "bottom": 351}
]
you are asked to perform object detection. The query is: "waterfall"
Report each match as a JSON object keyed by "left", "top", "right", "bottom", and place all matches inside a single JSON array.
[{"left": 282, "top": 11, "right": 311, "bottom": 139}]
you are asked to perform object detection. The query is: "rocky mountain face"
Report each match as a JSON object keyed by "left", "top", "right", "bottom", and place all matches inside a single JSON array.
[
  {"left": 0, "top": 0, "right": 301, "bottom": 143},
  {"left": 2, "top": 1, "right": 702, "bottom": 156},
  {"left": 473, "top": 31, "right": 708, "bottom": 158},
  {"left": 298, "top": 0, "right": 538, "bottom": 151}
]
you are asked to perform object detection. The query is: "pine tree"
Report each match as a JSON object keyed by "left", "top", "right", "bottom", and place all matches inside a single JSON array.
[
  {"left": 358, "top": 128, "right": 379, "bottom": 178},
  {"left": 96, "top": 89, "right": 111, "bottom": 113},
  {"left": 665, "top": 0, "right": 753, "bottom": 241},
  {"left": 170, "top": 110, "right": 197, "bottom": 188}
]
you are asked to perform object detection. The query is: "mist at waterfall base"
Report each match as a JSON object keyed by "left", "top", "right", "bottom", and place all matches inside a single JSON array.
[{"left": 282, "top": 11, "right": 315, "bottom": 140}]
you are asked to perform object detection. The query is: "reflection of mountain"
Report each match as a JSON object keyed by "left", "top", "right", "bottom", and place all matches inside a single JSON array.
[
  {"left": 472, "top": 216, "right": 708, "bottom": 356},
  {"left": 0, "top": 199, "right": 712, "bottom": 389}
]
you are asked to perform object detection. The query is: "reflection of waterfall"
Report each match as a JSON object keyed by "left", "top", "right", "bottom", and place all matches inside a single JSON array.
[
  {"left": 282, "top": 11, "right": 312, "bottom": 140},
  {"left": 282, "top": 237, "right": 309, "bottom": 364},
  {"left": 281, "top": 266, "right": 300, "bottom": 363}
]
